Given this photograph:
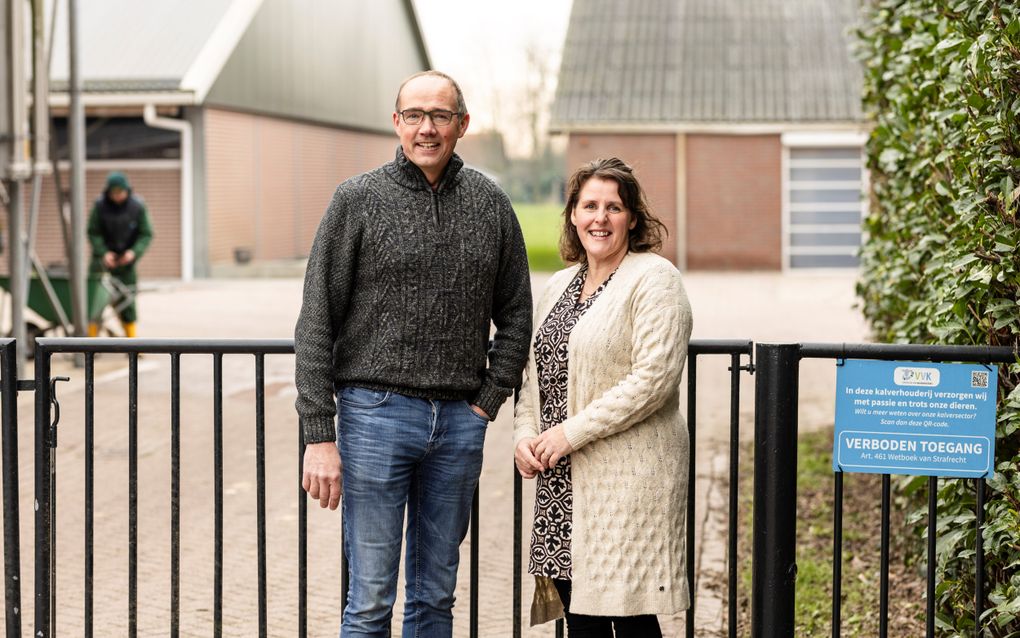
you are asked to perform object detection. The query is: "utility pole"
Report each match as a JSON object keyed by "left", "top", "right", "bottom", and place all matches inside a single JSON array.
[
  {"left": 3, "top": 0, "right": 32, "bottom": 376},
  {"left": 67, "top": 0, "right": 86, "bottom": 338}
]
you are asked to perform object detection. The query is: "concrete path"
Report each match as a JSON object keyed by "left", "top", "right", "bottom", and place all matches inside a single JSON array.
[{"left": 0, "top": 270, "right": 868, "bottom": 636}]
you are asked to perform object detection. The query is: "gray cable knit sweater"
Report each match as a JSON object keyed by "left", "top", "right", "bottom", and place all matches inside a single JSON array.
[{"left": 295, "top": 147, "right": 533, "bottom": 444}]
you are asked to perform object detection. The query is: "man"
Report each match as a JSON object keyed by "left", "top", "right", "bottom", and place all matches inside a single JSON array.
[
  {"left": 294, "top": 71, "right": 532, "bottom": 637},
  {"left": 86, "top": 171, "right": 154, "bottom": 337}
]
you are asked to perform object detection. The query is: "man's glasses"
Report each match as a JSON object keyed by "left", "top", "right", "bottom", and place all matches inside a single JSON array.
[{"left": 398, "top": 109, "right": 460, "bottom": 127}]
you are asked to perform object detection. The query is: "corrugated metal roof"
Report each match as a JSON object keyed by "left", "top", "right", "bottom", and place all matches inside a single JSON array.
[
  {"left": 551, "top": 0, "right": 864, "bottom": 127},
  {"left": 48, "top": 0, "right": 240, "bottom": 88}
]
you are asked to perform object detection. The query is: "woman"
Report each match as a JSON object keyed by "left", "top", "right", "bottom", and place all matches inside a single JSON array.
[{"left": 514, "top": 157, "right": 693, "bottom": 636}]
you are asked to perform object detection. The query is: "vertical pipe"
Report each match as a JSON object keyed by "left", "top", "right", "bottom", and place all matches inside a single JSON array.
[
  {"left": 470, "top": 486, "right": 479, "bottom": 638},
  {"left": 879, "top": 474, "right": 890, "bottom": 638},
  {"left": 727, "top": 352, "right": 740, "bottom": 638},
  {"left": 8, "top": 182, "right": 27, "bottom": 377},
  {"left": 128, "top": 353, "right": 138, "bottom": 638},
  {"left": 298, "top": 424, "right": 306, "bottom": 638},
  {"left": 751, "top": 343, "right": 799, "bottom": 638},
  {"left": 255, "top": 354, "right": 267, "bottom": 638},
  {"left": 6, "top": 0, "right": 30, "bottom": 376},
  {"left": 213, "top": 353, "right": 223, "bottom": 638},
  {"left": 975, "top": 479, "right": 985, "bottom": 636},
  {"left": 28, "top": 0, "right": 49, "bottom": 304},
  {"left": 33, "top": 345, "right": 51, "bottom": 637},
  {"left": 685, "top": 354, "right": 697, "bottom": 638},
  {"left": 142, "top": 105, "right": 193, "bottom": 281},
  {"left": 31, "top": 0, "right": 49, "bottom": 169},
  {"left": 513, "top": 468, "right": 522, "bottom": 638},
  {"left": 170, "top": 353, "right": 180, "bottom": 638},
  {"left": 1, "top": 341, "right": 22, "bottom": 638},
  {"left": 84, "top": 352, "right": 94, "bottom": 638},
  {"left": 926, "top": 477, "right": 936, "bottom": 638},
  {"left": 66, "top": 0, "right": 87, "bottom": 337},
  {"left": 831, "top": 472, "right": 843, "bottom": 638}
]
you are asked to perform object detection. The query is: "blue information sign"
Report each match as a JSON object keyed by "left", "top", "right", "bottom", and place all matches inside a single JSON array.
[{"left": 833, "top": 360, "right": 997, "bottom": 477}]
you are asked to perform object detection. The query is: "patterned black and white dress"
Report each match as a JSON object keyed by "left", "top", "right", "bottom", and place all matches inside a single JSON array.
[{"left": 528, "top": 265, "right": 614, "bottom": 580}]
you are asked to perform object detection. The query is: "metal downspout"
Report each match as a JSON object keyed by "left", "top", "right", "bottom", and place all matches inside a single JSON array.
[{"left": 143, "top": 104, "right": 193, "bottom": 282}]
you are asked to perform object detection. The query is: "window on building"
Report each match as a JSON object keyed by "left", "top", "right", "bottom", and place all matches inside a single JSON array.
[
  {"left": 783, "top": 142, "right": 866, "bottom": 269},
  {"left": 52, "top": 117, "right": 180, "bottom": 160}
]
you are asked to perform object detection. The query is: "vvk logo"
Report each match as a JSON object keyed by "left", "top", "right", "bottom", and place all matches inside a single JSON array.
[{"left": 894, "top": 366, "right": 940, "bottom": 387}]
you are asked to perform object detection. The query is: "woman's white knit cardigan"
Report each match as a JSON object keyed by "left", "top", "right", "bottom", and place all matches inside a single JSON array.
[{"left": 514, "top": 251, "right": 694, "bottom": 624}]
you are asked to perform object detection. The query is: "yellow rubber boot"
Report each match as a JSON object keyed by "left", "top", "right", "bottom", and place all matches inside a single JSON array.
[
  {"left": 123, "top": 322, "right": 137, "bottom": 338},
  {"left": 87, "top": 323, "right": 99, "bottom": 337}
]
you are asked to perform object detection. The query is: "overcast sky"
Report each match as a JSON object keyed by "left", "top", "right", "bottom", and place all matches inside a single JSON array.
[{"left": 412, "top": 0, "right": 574, "bottom": 153}]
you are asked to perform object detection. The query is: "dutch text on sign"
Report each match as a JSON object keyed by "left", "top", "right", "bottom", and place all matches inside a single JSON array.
[{"left": 833, "top": 360, "right": 998, "bottom": 478}]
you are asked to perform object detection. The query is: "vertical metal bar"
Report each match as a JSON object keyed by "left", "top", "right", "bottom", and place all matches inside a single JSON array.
[
  {"left": 512, "top": 385, "right": 523, "bottom": 638},
  {"left": 341, "top": 519, "right": 349, "bottom": 615},
  {"left": 685, "top": 354, "right": 697, "bottom": 638},
  {"left": 6, "top": 0, "right": 30, "bottom": 377},
  {"left": 879, "top": 474, "right": 890, "bottom": 638},
  {"left": 926, "top": 476, "right": 936, "bottom": 638},
  {"left": 751, "top": 343, "right": 799, "bottom": 638},
  {"left": 832, "top": 472, "right": 843, "bottom": 638},
  {"left": 298, "top": 425, "right": 307, "bottom": 638},
  {"left": 513, "top": 468, "right": 522, "bottom": 638},
  {"left": 31, "top": 0, "right": 50, "bottom": 171},
  {"left": 213, "top": 353, "right": 223, "bottom": 638},
  {"left": 255, "top": 354, "right": 267, "bottom": 638},
  {"left": 727, "top": 352, "right": 740, "bottom": 638},
  {"left": 67, "top": 0, "right": 89, "bottom": 338},
  {"left": 470, "top": 485, "right": 479, "bottom": 638},
  {"left": 975, "top": 478, "right": 985, "bottom": 637},
  {"left": 49, "top": 425, "right": 56, "bottom": 636},
  {"left": 128, "top": 353, "right": 138, "bottom": 638},
  {"left": 84, "top": 352, "right": 94, "bottom": 638},
  {"left": 34, "top": 344, "right": 51, "bottom": 637},
  {"left": 8, "top": 182, "right": 28, "bottom": 377},
  {"left": 1, "top": 341, "right": 23, "bottom": 638},
  {"left": 170, "top": 352, "right": 180, "bottom": 638},
  {"left": 67, "top": 0, "right": 87, "bottom": 338},
  {"left": 555, "top": 619, "right": 564, "bottom": 637}
]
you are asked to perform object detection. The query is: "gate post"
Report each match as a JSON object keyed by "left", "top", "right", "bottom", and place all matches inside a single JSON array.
[
  {"left": 34, "top": 344, "right": 51, "bottom": 637},
  {"left": 751, "top": 343, "right": 799, "bottom": 637},
  {"left": 2, "top": 340, "right": 22, "bottom": 638}
]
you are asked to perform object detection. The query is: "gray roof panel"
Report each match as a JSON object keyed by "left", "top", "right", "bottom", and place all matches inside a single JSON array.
[
  {"left": 551, "top": 0, "right": 864, "bottom": 127},
  {"left": 48, "top": 0, "right": 238, "bottom": 86}
]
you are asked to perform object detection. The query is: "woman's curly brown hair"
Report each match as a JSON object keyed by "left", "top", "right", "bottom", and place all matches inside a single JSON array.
[{"left": 559, "top": 157, "right": 667, "bottom": 264}]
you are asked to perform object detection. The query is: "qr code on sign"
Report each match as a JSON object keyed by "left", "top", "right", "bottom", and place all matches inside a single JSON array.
[{"left": 971, "top": 371, "right": 989, "bottom": 388}]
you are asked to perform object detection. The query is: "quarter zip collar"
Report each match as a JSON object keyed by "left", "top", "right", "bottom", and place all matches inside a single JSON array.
[{"left": 385, "top": 146, "right": 464, "bottom": 194}]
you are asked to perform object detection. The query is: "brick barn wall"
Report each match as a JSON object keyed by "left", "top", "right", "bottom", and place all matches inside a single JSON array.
[
  {"left": 1, "top": 163, "right": 182, "bottom": 278},
  {"left": 685, "top": 134, "right": 782, "bottom": 270},
  {"left": 566, "top": 134, "right": 679, "bottom": 265},
  {"left": 203, "top": 108, "right": 397, "bottom": 266}
]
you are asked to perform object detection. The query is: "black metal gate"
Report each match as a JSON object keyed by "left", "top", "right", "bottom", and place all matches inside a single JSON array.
[
  {"left": 752, "top": 343, "right": 1016, "bottom": 638},
  {"left": 4, "top": 337, "right": 482, "bottom": 638},
  {"left": 1, "top": 338, "right": 1015, "bottom": 637}
]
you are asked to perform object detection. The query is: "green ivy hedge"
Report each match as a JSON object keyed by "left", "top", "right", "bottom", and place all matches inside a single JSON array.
[{"left": 856, "top": 0, "right": 1020, "bottom": 634}]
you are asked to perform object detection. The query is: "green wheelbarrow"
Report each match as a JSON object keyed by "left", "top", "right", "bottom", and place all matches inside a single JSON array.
[{"left": 0, "top": 270, "right": 135, "bottom": 356}]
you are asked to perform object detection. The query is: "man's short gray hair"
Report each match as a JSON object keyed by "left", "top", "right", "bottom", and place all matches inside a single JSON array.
[{"left": 395, "top": 70, "right": 467, "bottom": 115}]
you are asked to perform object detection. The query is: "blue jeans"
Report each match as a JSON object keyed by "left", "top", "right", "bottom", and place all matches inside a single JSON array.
[{"left": 336, "top": 386, "right": 488, "bottom": 638}]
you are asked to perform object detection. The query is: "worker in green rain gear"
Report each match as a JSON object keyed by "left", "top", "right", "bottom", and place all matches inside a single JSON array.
[{"left": 87, "top": 171, "right": 154, "bottom": 337}]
